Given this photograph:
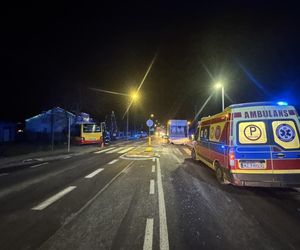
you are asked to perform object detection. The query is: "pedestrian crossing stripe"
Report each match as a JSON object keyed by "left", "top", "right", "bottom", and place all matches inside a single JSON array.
[{"left": 94, "top": 147, "right": 116, "bottom": 154}]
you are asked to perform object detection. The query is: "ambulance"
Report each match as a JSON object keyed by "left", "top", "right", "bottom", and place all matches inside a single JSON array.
[{"left": 191, "top": 102, "right": 300, "bottom": 187}]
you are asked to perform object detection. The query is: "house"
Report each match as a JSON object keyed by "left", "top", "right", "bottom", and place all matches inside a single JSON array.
[
  {"left": 0, "top": 121, "right": 16, "bottom": 142},
  {"left": 25, "top": 107, "right": 76, "bottom": 143}
]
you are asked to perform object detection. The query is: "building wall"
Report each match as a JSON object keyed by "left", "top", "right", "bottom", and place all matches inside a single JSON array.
[{"left": 0, "top": 122, "right": 16, "bottom": 142}]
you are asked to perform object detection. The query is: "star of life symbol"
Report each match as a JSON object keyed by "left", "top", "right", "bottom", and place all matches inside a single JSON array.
[{"left": 276, "top": 124, "right": 295, "bottom": 142}]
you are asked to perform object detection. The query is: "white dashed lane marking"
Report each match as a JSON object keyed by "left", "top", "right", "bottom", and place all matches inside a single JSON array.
[
  {"left": 151, "top": 165, "right": 155, "bottom": 173},
  {"left": 85, "top": 168, "right": 104, "bottom": 179},
  {"left": 149, "top": 180, "right": 155, "bottom": 195},
  {"left": 108, "top": 159, "right": 119, "bottom": 165},
  {"left": 32, "top": 186, "right": 76, "bottom": 211},
  {"left": 143, "top": 218, "right": 154, "bottom": 250},
  {"left": 0, "top": 173, "right": 8, "bottom": 177}
]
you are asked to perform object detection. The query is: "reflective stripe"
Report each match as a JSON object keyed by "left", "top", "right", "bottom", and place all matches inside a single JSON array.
[{"left": 231, "top": 169, "right": 300, "bottom": 174}]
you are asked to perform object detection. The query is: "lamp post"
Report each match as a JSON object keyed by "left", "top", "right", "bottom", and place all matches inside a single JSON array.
[
  {"left": 215, "top": 82, "right": 224, "bottom": 111},
  {"left": 127, "top": 93, "right": 139, "bottom": 140}
]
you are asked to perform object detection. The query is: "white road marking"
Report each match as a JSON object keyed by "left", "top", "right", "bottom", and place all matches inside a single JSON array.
[
  {"left": 106, "top": 147, "right": 125, "bottom": 154},
  {"left": 150, "top": 180, "right": 155, "bottom": 194},
  {"left": 0, "top": 173, "right": 8, "bottom": 177},
  {"left": 62, "top": 161, "right": 134, "bottom": 227},
  {"left": 152, "top": 165, "right": 155, "bottom": 173},
  {"left": 171, "top": 154, "right": 182, "bottom": 164},
  {"left": 108, "top": 159, "right": 119, "bottom": 165},
  {"left": 157, "top": 158, "right": 169, "bottom": 250},
  {"left": 30, "top": 162, "right": 49, "bottom": 169},
  {"left": 143, "top": 218, "right": 154, "bottom": 250},
  {"left": 94, "top": 147, "right": 116, "bottom": 154},
  {"left": 85, "top": 168, "right": 104, "bottom": 178},
  {"left": 174, "top": 148, "right": 183, "bottom": 156},
  {"left": 183, "top": 147, "right": 191, "bottom": 155},
  {"left": 32, "top": 186, "right": 76, "bottom": 211},
  {"left": 118, "top": 147, "right": 135, "bottom": 154},
  {"left": 63, "top": 156, "right": 71, "bottom": 159}
]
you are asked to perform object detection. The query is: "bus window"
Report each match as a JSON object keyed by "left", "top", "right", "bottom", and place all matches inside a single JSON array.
[
  {"left": 83, "top": 124, "right": 101, "bottom": 133},
  {"left": 238, "top": 121, "right": 267, "bottom": 144},
  {"left": 272, "top": 120, "right": 300, "bottom": 149}
]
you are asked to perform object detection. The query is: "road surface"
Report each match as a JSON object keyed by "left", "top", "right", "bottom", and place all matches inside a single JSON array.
[{"left": 0, "top": 139, "right": 300, "bottom": 250}]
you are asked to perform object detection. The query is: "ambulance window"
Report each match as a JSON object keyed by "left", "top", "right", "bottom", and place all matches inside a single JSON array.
[
  {"left": 200, "top": 127, "right": 209, "bottom": 140},
  {"left": 238, "top": 121, "right": 267, "bottom": 144},
  {"left": 272, "top": 120, "right": 300, "bottom": 149},
  {"left": 195, "top": 127, "right": 200, "bottom": 141},
  {"left": 200, "top": 129, "right": 203, "bottom": 138}
]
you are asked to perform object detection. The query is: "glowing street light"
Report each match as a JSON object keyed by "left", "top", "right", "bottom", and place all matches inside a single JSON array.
[
  {"left": 89, "top": 87, "right": 141, "bottom": 140},
  {"left": 150, "top": 114, "right": 154, "bottom": 118},
  {"left": 131, "top": 92, "right": 139, "bottom": 101},
  {"left": 215, "top": 81, "right": 225, "bottom": 111}
]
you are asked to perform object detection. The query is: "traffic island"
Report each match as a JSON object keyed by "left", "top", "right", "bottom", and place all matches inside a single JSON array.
[{"left": 121, "top": 146, "right": 159, "bottom": 160}]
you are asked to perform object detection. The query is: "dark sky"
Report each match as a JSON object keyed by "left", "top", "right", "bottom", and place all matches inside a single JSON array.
[{"left": 2, "top": 3, "right": 300, "bottom": 128}]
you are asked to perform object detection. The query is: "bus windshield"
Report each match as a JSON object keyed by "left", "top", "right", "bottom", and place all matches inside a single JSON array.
[{"left": 83, "top": 124, "right": 101, "bottom": 133}]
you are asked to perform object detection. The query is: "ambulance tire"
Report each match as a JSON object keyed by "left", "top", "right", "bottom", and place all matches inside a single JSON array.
[
  {"left": 215, "top": 164, "right": 225, "bottom": 184},
  {"left": 191, "top": 149, "right": 197, "bottom": 161}
]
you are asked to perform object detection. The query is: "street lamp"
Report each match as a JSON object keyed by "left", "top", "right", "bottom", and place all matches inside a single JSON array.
[
  {"left": 215, "top": 82, "right": 224, "bottom": 111},
  {"left": 150, "top": 114, "right": 154, "bottom": 118},
  {"left": 89, "top": 87, "right": 140, "bottom": 140},
  {"left": 131, "top": 92, "right": 139, "bottom": 101}
]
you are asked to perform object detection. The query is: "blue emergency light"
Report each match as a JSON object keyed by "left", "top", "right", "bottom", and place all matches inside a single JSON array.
[{"left": 277, "top": 101, "right": 288, "bottom": 106}]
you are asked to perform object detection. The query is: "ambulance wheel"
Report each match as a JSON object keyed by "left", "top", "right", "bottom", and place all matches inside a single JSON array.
[
  {"left": 191, "top": 149, "right": 196, "bottom": 160},
  {"left": 215, "top": 164, "right": 225, "bottom": 184}
]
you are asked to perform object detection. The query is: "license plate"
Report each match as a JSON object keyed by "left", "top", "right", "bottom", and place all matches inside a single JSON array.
[{"left": 239, "top": 161, "right": 266, "bottom": 169}]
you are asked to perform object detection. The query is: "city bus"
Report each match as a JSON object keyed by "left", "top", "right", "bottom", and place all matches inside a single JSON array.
[
  {"left": 192, "top": 102, "right": 300, "bottom": 187},
  {"left": 167, "top": 119, "right": 189, "bottom": 144},
  {"left": 72, "top": 123, "right": 103, "bottom": 145}
]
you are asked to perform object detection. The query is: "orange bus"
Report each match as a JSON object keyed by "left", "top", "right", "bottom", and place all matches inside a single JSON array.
[{"left": 72, "top": 123, "right": 103, "bottom": 145}]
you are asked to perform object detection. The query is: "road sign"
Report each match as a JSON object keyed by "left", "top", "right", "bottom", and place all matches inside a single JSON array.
[{"left": 146, "top": 119, "right": 154, "bottom": 127}]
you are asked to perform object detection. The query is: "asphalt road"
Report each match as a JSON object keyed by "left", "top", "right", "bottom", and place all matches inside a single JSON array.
[{"left": 0, "top": 139, "right": 300, "bottom": 250}]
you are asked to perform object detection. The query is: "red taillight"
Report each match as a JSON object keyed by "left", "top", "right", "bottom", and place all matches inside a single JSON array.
[{"left": 229, "top": 148, "right": 235, "bottom": 167}]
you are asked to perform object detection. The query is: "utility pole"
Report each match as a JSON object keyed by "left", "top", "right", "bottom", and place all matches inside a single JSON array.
[
  {"left": 126, "top": 109, "right": 129, "bottom": 140},
  {"left": 51, "top": 109, "right": 54, "bottom": 151},
  {"left": 221, "top": 85, "right": 225, "bottom": 111},
  {"left": 67, "top": 116, "right": 71, "bottom": 153}
]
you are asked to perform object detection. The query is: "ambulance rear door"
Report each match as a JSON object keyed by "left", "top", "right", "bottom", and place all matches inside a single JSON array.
[{"left": 270, "top": 118, "right": 300, "bottom": 183}]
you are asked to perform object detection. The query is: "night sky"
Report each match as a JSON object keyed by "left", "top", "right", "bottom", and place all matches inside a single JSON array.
[{"left": 2, "top": 3, "right": 300, "bottom": 128}]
